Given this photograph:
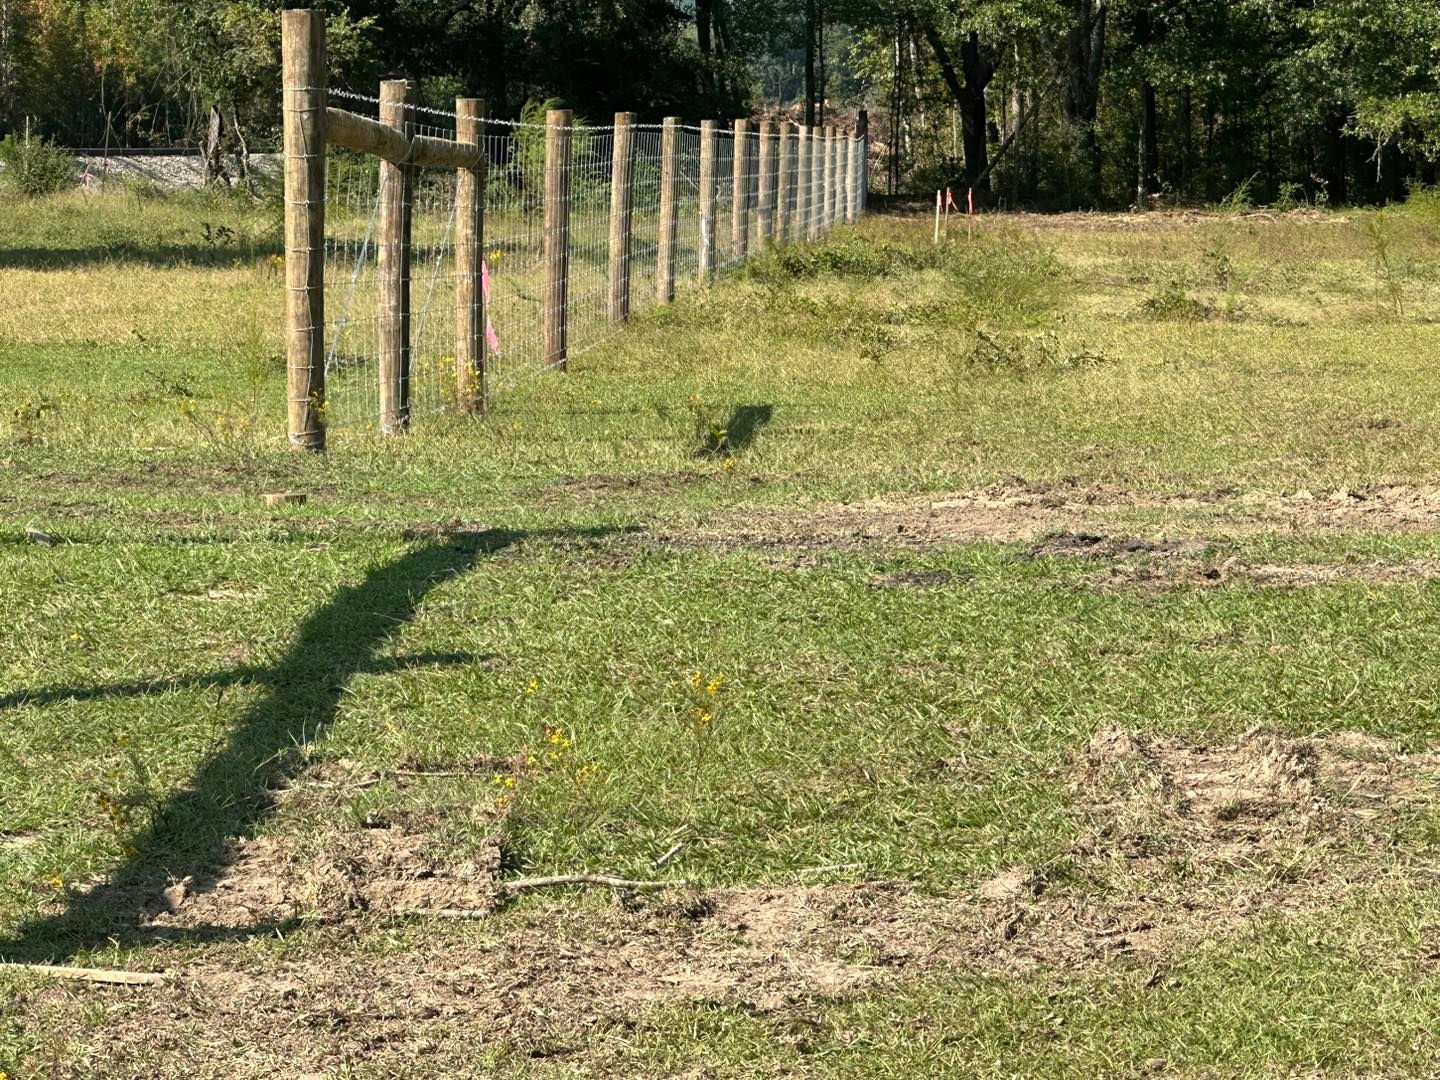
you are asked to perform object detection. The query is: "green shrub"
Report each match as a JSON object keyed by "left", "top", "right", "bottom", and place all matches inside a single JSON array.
[{"left": 0, "top": 133, "right": 77, "bottom": 196}]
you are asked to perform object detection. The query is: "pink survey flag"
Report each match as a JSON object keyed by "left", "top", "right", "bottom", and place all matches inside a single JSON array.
[{"left": 482, "top": 258, "right": 501, "bottom": 353}]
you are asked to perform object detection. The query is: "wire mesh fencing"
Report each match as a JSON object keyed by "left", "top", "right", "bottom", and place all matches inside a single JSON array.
[{"left": 310, "top": 92, "right": 868, "bottom": 443}]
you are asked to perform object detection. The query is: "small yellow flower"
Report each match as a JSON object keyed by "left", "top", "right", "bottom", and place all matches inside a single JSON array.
[
  {"left": 723, "top": 457, "right": 736, "bottom": 472},
  {"left": 495, "top": 794, "right": 510, "bottom": 809},
  {"left": 525, "top": 754, "right": 539, "bottom": 768},
  {"left": 692, "top": 707, "right": 713, "bottom": 727},
  {"left": 575, "top": 763, "right": 600, "bottom": 785},
  {"left": 48, "top": 876, "right": 64, "bottom": 889},
  {"left": 69, "top": 631, "right": 82, "bottom": 642},
  {"left": 525, "top": 677, "right": 539, "bottom": 694},
  {"left": 706, "top": 676, "right": 724, "bottom": 696},
  {"left": 489, "top": 249, "right": 504, "bottom": 265},
  {"left": 690, "top": 670, "right": 704, "bottom": 689}
]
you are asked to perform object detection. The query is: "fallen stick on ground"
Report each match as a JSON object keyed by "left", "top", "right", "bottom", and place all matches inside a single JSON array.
[
  {"left": 406, "top": 874, "right": 687, "bottom": 919},
  {"left": 1, "top": 962, "right": 167, "bottom": 986},
  {"left": 500, "top": 874, "right": 685, "bottom": 894}
]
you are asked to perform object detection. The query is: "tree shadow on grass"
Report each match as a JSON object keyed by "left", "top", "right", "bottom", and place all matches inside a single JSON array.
[
  {"left": 722, "top": 404, "right": 773, "bottom": 454},
  {"left": 1, "top": 526, "right": 619, "bottom": 963}
]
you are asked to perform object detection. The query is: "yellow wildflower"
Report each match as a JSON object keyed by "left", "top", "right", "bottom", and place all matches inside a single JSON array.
[
  {"left": 706, "top": 676, "right": 724, "bottom": 696},
  {"left": 48, "top": 876, "right": 64, "bottom": 889},
  {"left": 525, "top": 677, "right": 539, "bottom": 694},
  {"left": 690, "top": 670, "right": 704, "bottom": 689},
  {"left": 723, "top": 457, "right": 736, "bottom": 472}
]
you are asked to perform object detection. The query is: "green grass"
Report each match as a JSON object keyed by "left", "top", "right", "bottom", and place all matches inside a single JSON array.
[{"left": 4, "top": 189, "right": 1440, "bottom": 1076}]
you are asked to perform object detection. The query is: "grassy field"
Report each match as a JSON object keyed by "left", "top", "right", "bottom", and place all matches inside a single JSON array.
[{"left": 5, "top": 187, "right": 1440, "bottom": 1077}]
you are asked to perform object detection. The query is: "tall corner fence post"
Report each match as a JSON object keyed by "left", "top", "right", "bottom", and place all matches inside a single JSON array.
[
  {"left": 732, "top": 118, "right": 750, "bottom": 261},
  {"left": 757, "top": 119, "right": 775, "bottom": 245},
  {"left": 857, "top": 109, "right": 869, "bottom": 217},
  {"left": 698, "top": 119, "right": 717, "bottom": 282},
  {"left": 544, "top": 108, "right": 573, "bottom": 371},
  {"left": 455, "top": 97, "right": 486, "bottom": 414},
  {"left": 657, "top": 116, "right": 680, "bottom": 304},
  {"left": 281, "top": 8, "right": 326, "bottom": 452},
  {"left": 776, "top": 120, "right": 793, "bottom": 244},
  {"left": 795, "top": 124, "right": 810, "bottom": 242},
  {"left": 378, "top": 78, "right": 414, "bottom": 435},
  {"left": 608, "top": 111, "right": 635, "bottom": 323}
]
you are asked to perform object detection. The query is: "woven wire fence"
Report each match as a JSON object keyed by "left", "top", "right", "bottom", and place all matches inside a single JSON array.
[{"left": 319, "top": 91, "right": 865, "bottom": 436}]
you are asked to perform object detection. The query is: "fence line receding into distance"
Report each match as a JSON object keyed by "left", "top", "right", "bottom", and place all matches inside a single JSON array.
[{"left": 282, "top": 9, "right": 869, "bottom": 451}]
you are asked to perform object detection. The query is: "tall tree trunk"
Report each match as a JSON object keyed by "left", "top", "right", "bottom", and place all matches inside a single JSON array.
[
  {"left": 1137, "top": 79, "right": 1158, "bottom": 203},
  {"left": 1324, "top": 107, "right": 1348, "bottom": 204},
  {"left": 1180, "top": 86, "right": 1192, "bottom": 196},
  {"left": 1065, "top": 0, "right": 1107, "bottom": 200},
  {"left": 696, "top": 0, "right": 716, "bottom": 99},
  {"left": 804, "top": 0, "right": 816, "bottom": 126},
  {"left": 203, "top": 104, "right": 229, "bottom": 186},
  {"left": 923, "top": 25, "right": 996, "bottom": 195},
  {"left": 817, "top": 2, "right": 826, "bottom": 126}
]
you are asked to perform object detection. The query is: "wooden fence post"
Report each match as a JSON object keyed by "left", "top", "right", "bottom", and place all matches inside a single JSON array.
[
  {"left": 544, "top": 108, "right": 572, "bottom": 371},
  {"left": 608, "top": 112, "right": 635, "bottom": 323},
  {"left": 757, "top": 120, "right": 775, "bottom": 243},
  {"left": 378, "top": 78, "right": 414, "bottom": 435},
  {"left": 455, "top": 97, "right": 486, "bottom": 414},
  {"left": 842, "top": 129, "right": 855, "bottom": 223},
  {"left": 809, "top": 126, "right": 823, "bottom": 239},
  {"left": 732, "top": 118, "right": 750, "bottom": 261},
  {"left": 657, "top": 117, "right": 680, "bottom": 304},
  {"left": 795, "top": 124, "right": 810, "bottom": 242},
  {"left": 282, "top": 9, "right": 326, "bottom": 452},
  {"left": 698, "top": 119, "right": 717, "bottom": 281},
  {"left": 856, "top": 110, "right": 869, "bottom": 217},
  {"left": 818, "top": 125, "right": 832, "bottom": 233},
  {"left": 776, "top": 121, "right": 793, "bottom": 244}
]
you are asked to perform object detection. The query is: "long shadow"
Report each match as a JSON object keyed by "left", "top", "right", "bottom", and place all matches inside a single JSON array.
[
  {"left": 0, "top": 243, "right": 283, "bottom": 271},
  {"left": 2, "top": 527, "right": 603, "bottom": 962},
  {"left": 722, "top": 404, "right": 774, "bottom": 454}
]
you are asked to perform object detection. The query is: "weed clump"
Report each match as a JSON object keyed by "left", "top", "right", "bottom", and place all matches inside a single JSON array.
[
  {"left": 0, "top": 132, "right": 76, "bottom": 197},
  {"left": 961, "top": 327, "right": 1109, "bottom": 374},
  {"left": 1135, "top": 277, "right": 1213, "bottom": 321}
]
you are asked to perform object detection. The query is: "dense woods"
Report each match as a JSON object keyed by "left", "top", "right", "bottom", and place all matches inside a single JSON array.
[{"left": 2, "top": 0, "right": 1439, "bottom": 207}]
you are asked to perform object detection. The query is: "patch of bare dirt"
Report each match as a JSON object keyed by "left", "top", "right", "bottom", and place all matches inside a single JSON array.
[
  {"left": 679, "top": 480, "right": 1440, "bottom": 553},
  {"left": 136, "top": 826, "right": 503, "bottom": 931},
  {"left": 1070, "top": 727, "right": 1437, "bottom": 876},
  {"left": 1094, "top": 556, "right": 1440, "bottom": 591}
]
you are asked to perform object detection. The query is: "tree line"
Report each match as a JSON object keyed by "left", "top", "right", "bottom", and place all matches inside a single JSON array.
[{"left": 1, "top": 0, "right": 1437, "bottom": 208}]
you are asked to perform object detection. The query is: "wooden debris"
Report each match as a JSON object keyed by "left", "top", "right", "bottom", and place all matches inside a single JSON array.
[
  {"left": 1, "top": 962, "right": 167, "bottom": 987},
  {"left": 262, "top": 492, "right": 308, "bottom": 508},
  {"left": 24, "top": 527, "right": 57, "bottom": 547}
]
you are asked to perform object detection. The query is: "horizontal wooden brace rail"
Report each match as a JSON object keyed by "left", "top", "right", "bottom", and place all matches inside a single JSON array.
[{"left": 325, "top": 106, "right": 483, "bottom": 170}]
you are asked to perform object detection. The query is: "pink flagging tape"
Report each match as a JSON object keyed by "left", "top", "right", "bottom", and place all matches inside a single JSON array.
[{"left": 482, "top": 259, "right": 501, "bottom": 353}]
